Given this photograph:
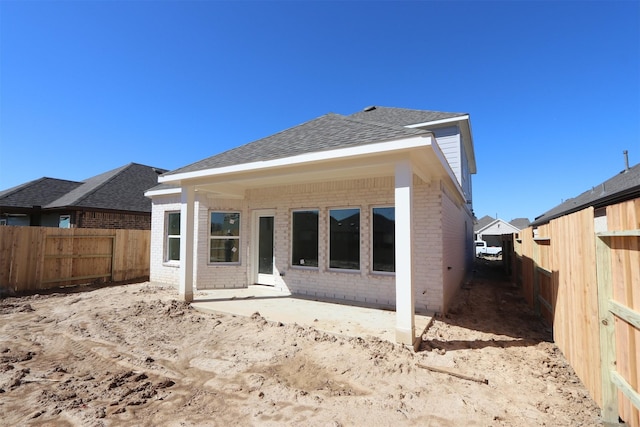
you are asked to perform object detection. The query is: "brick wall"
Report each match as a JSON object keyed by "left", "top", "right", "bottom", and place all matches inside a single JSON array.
[
  {"left": 76, "top": 210, "right": 151, "bottom": 230},
  {"left": 195, "top": 197, "right": 247, "bottom": 289},
  {"left": 440, "top": 183, "right": 473, "bottom": 312},
  {"left": 413, "top": 178, "right": 444, "bottom": 313},
  {"left": 149, "top": 196, "right": 181, "bottom": 286},
  {"left": 149, "top": 176, "right": 462, "bottom": 313}
]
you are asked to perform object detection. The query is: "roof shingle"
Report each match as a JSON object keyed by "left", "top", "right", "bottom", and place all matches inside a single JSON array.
[
  {"left": 0, "top": 178, "right": 82, "bottom": 208},
  {"left": 532, "top": 163, "right": 640, "bottom": 226},
  {"left": 47, "top": 163, "right": 166, "bottom": 212},
  {"left": 1, "top": 163, "right": 166, "bottom": 214},
  {"left": 349, "top": 106, "right": 467, "bottom": 127},
  {"left": 164, "top": 113, "right": 430, "bottom": 177}
]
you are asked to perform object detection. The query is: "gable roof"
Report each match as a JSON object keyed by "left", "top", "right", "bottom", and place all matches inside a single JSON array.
[
  {"left": 531, "top": 162, "right": 640, "bottom": 226},
  {"left": 474, "top": 215, "right": 495, "bottom": 232},
  {"left": 475, "top": 218, "right": 521, "bottom": 235},
  {"left": 46, "top": 163, "right": 166, "bottom": 213},
  {"left": 0, "top": 177, "right": 82, "bottom": 209},
  {"left": 163, "top": 113, "right": 431, "bottom": 177}
]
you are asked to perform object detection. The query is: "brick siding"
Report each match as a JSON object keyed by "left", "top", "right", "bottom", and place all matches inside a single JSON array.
[
  {"left": 75, "top": 210, "right": 151, "bottom": 230},
  {"left": 150, "top": 176, "right": 471, "bottom": 313}
]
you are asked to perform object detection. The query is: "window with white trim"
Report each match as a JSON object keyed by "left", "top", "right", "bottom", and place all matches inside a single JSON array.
[
  {"left": 291, "top": 210, "right": 319, "bottom": 267},
  {"left": 329, "top": 208, "right": 360, "bottom": 270},
  {"left": 210, "top": 212, "right": 240, "bottom": 263},
  {"left": 166, "top": 212, "right": 180, "bottom": 261},
  {"left": 372, "top": 207, "right": 395, "bottom": 272}
]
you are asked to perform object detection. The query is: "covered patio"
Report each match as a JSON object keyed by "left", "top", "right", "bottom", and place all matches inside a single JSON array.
[{"left": 190, "top": 285, "right": 433, "bottom": 344}]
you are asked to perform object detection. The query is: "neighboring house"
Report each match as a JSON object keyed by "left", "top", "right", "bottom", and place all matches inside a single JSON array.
[
  {"left": 0, "top": 163, "right": 166, "bottom": 229},
  {"left": 146, "top": 106, "right": 477, "bottom": 347},
  {"left": 531, "top": 162, "right": 640, "bottom": 230},
  {"left": 0, "top": 178, "right": 83, "bottom": 226},
  {"left": 474, "top": 215, "right": 530, "bottom": 247}
]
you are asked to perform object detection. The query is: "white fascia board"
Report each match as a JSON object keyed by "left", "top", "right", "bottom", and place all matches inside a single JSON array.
[
  {"left": 144, "top": 187, "right": 181, "bottom": 198},
  {"left": 159, "top": 135, "right": 433, "bottom": 184},
  {"left": 404, "top": 115, "right": 469, "bottom": 129}
]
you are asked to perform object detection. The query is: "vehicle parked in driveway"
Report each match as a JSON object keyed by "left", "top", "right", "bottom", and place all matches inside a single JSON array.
[{"left": 475, "top": 240, "right": 502, "bottom": 257}]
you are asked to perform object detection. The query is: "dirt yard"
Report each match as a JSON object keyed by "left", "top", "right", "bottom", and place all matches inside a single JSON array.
[{"left": 1, "top": 260, "right": 603, "bottom": 426}]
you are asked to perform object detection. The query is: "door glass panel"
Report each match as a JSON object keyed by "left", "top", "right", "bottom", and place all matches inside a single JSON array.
[{"left": 258, "top": 216, "right": 274, "bottom": 274}]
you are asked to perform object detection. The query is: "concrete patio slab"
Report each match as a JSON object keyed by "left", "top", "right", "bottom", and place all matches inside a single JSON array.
[{"left": 190, "top": 286, "right": 433, "bottom": 345}]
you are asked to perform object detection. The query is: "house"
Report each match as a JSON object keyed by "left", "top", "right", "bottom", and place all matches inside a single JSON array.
[
  {"left": 474, "top": 215, "right": 529, "bottom": 247},
  {"left": 531, "top": 161, "right": 640, "bottom": 230},
  {"left": 146, "top": 106, "right": 477, "bottom": 348},
  {"left": 0, "top": 163, "right": 166, "bottom": 229}
]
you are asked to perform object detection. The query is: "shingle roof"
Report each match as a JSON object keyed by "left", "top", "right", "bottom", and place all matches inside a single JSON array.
[
  {"left": 47, "top": 163, "right": 167, "bottom": 212},
  {"left": 0, "top": 177, "right": 82, "bottom": 208},
  {"left": 163, "top": 113, "right": 431, "bottom": 177},
  {"left": 474, "top": 215, "right": 495, "bottom": 232},
  {"left": 531, "top": 162, "right": 640, "bottom": 226},
  {"left": 509, "top": 218, "right": 530, "bottom": 230},
  {"left": 349, "top": 106, "right": 467, "bottom": 127}
]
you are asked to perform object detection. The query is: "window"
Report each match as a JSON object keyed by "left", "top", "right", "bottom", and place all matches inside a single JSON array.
[
  {"left": 59, "top": 215, "right": 71, "bottom": 229},
  {"left": 329, "top": 208, "right": 360, "bottom": 270},
  {"left": 210, "top": 212, "right": 240, "bottom": 263},
  {"left": 0, "top": 219, "right": 6, "bottom": 226},
  {"left": 372, "top": 207, "right": 395, "bottom": 272},
  {"left": 166, "top": 212, "right": 180, "bottom": 261},
  {"left": 291, "top": 210, "right": 319, "bottom": 267}
]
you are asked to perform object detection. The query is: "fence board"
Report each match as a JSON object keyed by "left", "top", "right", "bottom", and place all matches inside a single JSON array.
[
  {"left": 551, "top": 208, "right": 602, "bottom": 406},
  {"left": 607, "top": 199, "right": 640, "bottom": 426},
  {"left": 0, "top": 226, "right": 150, "bottom": 293},
  {"left": 512, "top": 198, "right": 639, "bottom": 426}
]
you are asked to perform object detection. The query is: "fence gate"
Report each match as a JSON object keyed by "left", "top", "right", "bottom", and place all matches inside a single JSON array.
[{"left": 42, "top": 234, "right": 115, "bottom": 287}]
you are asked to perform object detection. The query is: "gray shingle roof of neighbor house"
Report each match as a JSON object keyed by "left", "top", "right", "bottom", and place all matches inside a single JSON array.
[
  {"left": 162, "top": 112, "right": 433, "bottom": 177},
  {"left": 509, "top": 218, "right": 531, "bottom": 230},
  {"left": 531, "top": 162, "right": 640, "bottom": 226},
  {"left": 46, "top": 163, "right": 167, "bottom": 213},
  {"left": 473, "top": 215, "right": 495, "bottom": 232},
  {"left": 0, "top": 178, "right": 83, "bottom": 208}
]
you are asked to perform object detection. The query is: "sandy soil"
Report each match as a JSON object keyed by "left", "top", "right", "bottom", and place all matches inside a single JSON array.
[{"left": 0, "top": 260, "right": 603, "bottom": 426}]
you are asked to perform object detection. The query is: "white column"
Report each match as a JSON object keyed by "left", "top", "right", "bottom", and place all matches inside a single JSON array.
[
  {"left": 395, "top": 160, "right": 415, "bottom": 348},
  {"left": 179, "top": 185, "right": 195, "bottom": 302}
]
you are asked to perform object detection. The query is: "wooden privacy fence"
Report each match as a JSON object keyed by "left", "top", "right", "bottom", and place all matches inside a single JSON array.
[
  {"left": 508, "top": 198, "right": 640, "bottom": 426},
  {"left": 0, "top": 226, "right": 150, "bottom": 293}
]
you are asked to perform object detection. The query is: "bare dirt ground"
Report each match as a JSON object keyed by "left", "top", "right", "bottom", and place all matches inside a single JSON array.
[{"left": 1, "top": 259, "right": 603, "bottom": 426}]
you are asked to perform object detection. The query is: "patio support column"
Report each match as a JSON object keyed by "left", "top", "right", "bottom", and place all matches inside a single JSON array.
[
  {"left": 179, "top": 185, "right": 195, "bottom": 302},
  {"left": 395, "top": 160, "right": 416, "bottom": 349}
]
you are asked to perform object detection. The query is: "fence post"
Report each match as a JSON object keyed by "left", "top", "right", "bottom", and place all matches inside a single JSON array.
[
  {"left": 596, "top": 234, "right": 618, "bottom": 424},
  {"left": 111, "top": 231, "right": 117, "bottom": 282},
  {"left": 533, "top": 241, "right": 541, "bottom": 316}
]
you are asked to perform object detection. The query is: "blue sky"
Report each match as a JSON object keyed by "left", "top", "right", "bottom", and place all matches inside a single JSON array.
[{"left": 1, "top": 1, "right": 638, "bottom": 222}]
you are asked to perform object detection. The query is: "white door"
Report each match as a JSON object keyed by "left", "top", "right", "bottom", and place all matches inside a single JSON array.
[{"left": 254, "top": 211, "right": 275, "bottom": 285}]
